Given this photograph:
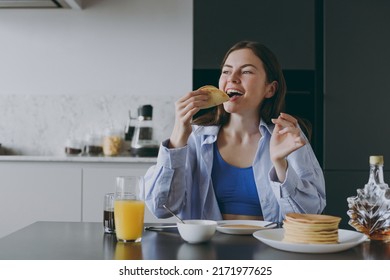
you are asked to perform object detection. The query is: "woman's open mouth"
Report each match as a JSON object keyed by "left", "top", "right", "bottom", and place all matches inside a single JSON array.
[{"left": 226, "top": 89, "right": 244, "bottom": 98}]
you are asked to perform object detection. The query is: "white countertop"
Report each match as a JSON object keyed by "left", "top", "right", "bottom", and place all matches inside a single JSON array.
[{"left": 0, "top": 155, "right": 157, "bottom": 163}]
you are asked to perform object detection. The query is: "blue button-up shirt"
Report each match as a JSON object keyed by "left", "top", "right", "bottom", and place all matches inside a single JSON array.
[{"left": 144, "top": 120, "right": 326, "bottom": 222}]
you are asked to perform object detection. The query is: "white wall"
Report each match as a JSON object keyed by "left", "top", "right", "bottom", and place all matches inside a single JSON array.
[{"left": 0, "top": 0, "right": 193, "bottom": 155}]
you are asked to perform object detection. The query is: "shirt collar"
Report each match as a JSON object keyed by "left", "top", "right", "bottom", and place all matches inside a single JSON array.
[
  {"left": 192, "top": 125, "right": 220, "bottom": 136},
  {"left": 259, "top": 119, "right": 274, "bottom": 136}
]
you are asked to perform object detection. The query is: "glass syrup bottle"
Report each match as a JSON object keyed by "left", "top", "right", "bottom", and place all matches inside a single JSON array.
[{"left": 347, "top": 155, "right": 390, "bottom": 241}]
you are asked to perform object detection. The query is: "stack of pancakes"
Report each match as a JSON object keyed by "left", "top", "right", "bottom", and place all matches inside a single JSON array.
[{"left": 283, "top": 213, "right": 342, "bottom": 244}]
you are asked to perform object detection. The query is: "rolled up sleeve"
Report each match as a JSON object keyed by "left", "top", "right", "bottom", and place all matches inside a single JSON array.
[{"left": 144, "top": 139, "right": 188, "bottom": 218}]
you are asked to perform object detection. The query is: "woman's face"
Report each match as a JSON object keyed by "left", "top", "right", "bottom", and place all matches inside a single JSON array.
[{"left": 219, "top": 48, "right": 276, "bottom": 115}]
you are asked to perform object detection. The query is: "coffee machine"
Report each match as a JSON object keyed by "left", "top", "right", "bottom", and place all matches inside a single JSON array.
[{"left": 130, "top": 105, "right": 159, "bottom": 157}]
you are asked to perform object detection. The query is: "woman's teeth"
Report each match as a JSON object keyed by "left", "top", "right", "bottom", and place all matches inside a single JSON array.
[{"left": 227, "top": 90, "right": 244, "bottom": 98}]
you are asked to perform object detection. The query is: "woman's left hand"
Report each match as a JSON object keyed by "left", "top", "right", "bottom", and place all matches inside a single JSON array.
[{"left": 270, "top": 113, "right": 306, "bottom": 181}]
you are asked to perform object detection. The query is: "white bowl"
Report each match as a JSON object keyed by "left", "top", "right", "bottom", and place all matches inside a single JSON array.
[{"left": 177, "top": 220, "right": 217, "bottom": 244}]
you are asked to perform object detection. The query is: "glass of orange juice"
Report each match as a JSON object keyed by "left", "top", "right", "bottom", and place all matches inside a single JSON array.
[{"left": 114, "top": 176, "right": 145, "bottom": 243}]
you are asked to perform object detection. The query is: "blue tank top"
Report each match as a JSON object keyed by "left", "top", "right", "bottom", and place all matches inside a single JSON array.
[{"left": 211, "top": 142, "right": 263, "bottom": 216}]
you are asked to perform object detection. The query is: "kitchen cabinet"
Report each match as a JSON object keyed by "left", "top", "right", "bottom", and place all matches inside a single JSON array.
[
  {"left": 324, "top": 0, "right": 390, "bottom": 170},
  {"left": 0, "top": 156, "right": 175, "bottom": 238},
  {"left": 82, "top": 163, "right": 175, "bottom": 224},
  {"left": 194, "top": 0, "right": 315, "bottom": 70},
  {"left": 0, "top": 162, "right": 81, "bottom": 238}
]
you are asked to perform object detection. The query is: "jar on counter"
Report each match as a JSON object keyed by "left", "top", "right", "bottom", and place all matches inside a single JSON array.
[
  {"left": 102, "top": 128, "right": 123, "bottom": 156},
  {"left": 84, "top": 133, "right": 103, "bottom": 156},
  {"left": 65, "top": 138, "right": 83, "bottom": 156}
]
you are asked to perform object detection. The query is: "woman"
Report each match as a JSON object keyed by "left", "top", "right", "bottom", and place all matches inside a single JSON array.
[{"left": 144, "top": 41, "right": 325, "bottom": 222}]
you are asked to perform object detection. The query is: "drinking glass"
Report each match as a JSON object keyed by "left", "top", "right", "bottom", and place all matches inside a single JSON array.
[
  {"left": 103, "top": 193, "right": 115, "bottom": 233},
  {"left": 114, "top": 176, "right": 145, "bottom": 243}
]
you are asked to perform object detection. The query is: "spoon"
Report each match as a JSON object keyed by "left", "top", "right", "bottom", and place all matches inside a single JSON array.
[
  {"left": 162, "top": 204, "right": 185, "bottom": 224},
  {"left": 264, "top": 222, "right": 279, "bottom": 228}
]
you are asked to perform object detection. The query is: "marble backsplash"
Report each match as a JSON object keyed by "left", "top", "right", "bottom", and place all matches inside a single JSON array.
[{"left": 0, "top": 94, "right": 177, "bottom": 156}]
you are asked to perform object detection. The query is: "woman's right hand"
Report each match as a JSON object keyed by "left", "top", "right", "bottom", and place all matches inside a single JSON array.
[{"left": 168, "top": 89, "right": 209, "bottom": 148}]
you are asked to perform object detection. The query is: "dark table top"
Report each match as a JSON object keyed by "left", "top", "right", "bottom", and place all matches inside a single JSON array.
[{"left": 0, "top": 221, "right": 388, "bottom": 260}]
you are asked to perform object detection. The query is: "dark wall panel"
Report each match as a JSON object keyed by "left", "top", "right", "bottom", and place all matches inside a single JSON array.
[
  {"left": 193, "top": 0, "right": 315, "bottom": 70},
  {"left": 324, "top": 0, "right": 390, "bottom": 170}
]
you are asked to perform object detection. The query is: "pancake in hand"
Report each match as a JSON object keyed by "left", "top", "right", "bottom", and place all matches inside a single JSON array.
[{"left": 198, "top": 85, "right": 229, "bottom": 109}]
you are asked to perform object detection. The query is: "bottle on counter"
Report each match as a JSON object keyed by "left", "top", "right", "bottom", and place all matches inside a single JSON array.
[
  {"left": 347, "top": 155, "right": 390, "bottom": 241},
  {"left": 102, "top": 127, "right": 123, "bottom": 156}
]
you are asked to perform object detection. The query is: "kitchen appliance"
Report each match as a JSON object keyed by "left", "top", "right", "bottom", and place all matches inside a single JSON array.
[
  {"left": 123, "top": 110, "right": 135, "bottom": 153},
  {"left": 0, "top": 0, "right": 83, "bottom": 9},
  {"left": 130, "top": 105, "right": 159, "bottom": 157}
]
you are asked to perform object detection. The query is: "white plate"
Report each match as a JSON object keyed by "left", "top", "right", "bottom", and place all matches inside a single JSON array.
[
  {"left": 253, "top": 228, "right": 367, "bottom": 254},
  {"left": 216, "top": 220, "right": 277, "bottom": 235}
]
